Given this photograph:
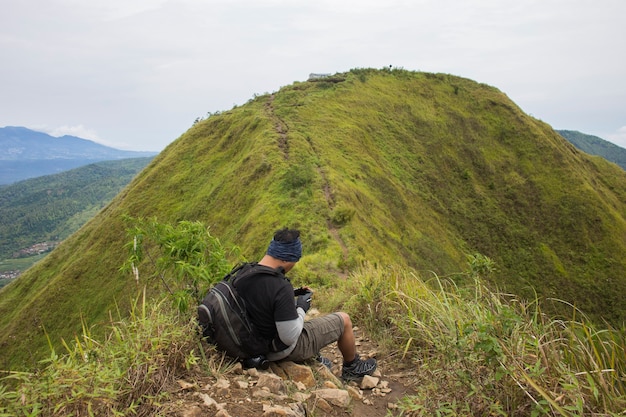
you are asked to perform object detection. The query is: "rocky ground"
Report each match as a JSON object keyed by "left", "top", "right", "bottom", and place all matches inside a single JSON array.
[{"left": 162, "top": 325, "right": 418, "bottom": 417}]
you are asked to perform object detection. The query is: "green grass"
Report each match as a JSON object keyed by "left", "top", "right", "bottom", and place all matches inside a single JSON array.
[
  {"left": 0, "top": 255, "right": 47, "bottom": 289},
  {"left": 3, "top": 67, "right": 626, "bottom": 372},
  {"left": 2, "top": 255, "right": 624, "bottom": 416},
  {"left": 0, "top": 254, "right": 47, "bottom": 273},
  {"left": 0, "top": 292, "right": 206, "bottom": 417}
]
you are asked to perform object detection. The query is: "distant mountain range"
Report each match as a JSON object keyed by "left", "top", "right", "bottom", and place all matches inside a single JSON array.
[
  {"left": 557, "top": 130, "right": 626, "bottom": 171},
  {"left": 0, "top": 126, "right": 157, "bottom": 184}
]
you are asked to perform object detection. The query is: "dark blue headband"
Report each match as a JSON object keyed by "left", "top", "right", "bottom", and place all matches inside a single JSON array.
[{"left": 266, "top": 238, "right": 302, "bottom": 262}]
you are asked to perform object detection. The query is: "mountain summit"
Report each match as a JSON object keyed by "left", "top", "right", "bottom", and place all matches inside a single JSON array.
[{"left": 1, "top": 68, "right": 626, "bottom": 370}]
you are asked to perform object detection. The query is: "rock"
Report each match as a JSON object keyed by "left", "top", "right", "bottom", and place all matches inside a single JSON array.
[
  {"left": 278, "top": 361, "right": 316, "bottom": 388},
  {"left": 195, "top": 392, "right": 230, "bottom": 415},
  {"left": 315, "top": 363, "right": 343, "bottom": 387},
  {"left": 372, "top": 387, "right": 387, "bottom": 397},
  {"left": 256, "top": 373, "right": 287, "bottom": 395},
  {"left": 262, "top": 404, "right": 306, "bottom": 417},
  {"left": 289, "top": 403, "right": 307, "bottom": 417},
  {"left": 181, "top": 405, "right": 203, "bottom": 417},
  {"left": 314, "top": 397, "right": 333, "bottom": 413},
  {"left": 312, "top": 388, "right": 351, "bottom": 408},
  {"left": 252, "top": 387, "right": 288, "bottom": 401},
  {"left": 215, "top": 378, "right": 230, "bottom": 389},
  {"left": 346, "top": 385, "right": 363, "bottom": 400},
  {"left": 236, "top": 379, "right": 249, "bottom": 389},
  {"left": 253, "top": 388, "right": 272, "bottom": 398},
  {"left": 253, "top": 374, "right": 288, "bottom": 400},
  {"left": 360, "top": 375, "right": 379, "bottom": 390},
  {"left": 231, "top": 361, "right": 244, "bottom": 374},
  {"left": 293, "top": 392, "right": 311, "bottom": 402},
  {"left": 195, "top": 392, "right": 219, "bottom": 409},
  {"left": 322, "top": 380, "right": 338, "bottom": 389},
  {"left": 269, "top": 362, "right": 288, "bottom": 378},
  {"left": 176, "top": 379, "right": 196, "bottom": 390}
]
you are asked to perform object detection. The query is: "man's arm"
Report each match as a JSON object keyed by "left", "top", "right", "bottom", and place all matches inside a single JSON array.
[{"left": 275, "top": 307, "right": 305, "bottom": 346}]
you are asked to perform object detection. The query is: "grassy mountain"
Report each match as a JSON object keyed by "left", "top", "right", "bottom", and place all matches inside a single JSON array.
[
  {"left": 0, "top": 126, "right": 157, "bottom": 184},
  {"left": 558, "top": 129, "right": 626, "bottom": 171},
  {"left": 2, "top": 68, "right": 626, "bottom": 371},
  {"left": 0, "top": 158, "right": 155, "bottom": 288}
]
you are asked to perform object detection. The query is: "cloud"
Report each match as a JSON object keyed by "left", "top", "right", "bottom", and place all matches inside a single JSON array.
[
  {"left": 45, "top": 124, "right": 100, "bottom": 140},
  {"left": 31, "top": 124, "right": 132, "bottom": 150},
  {"left": 1, "top": 0, "right": 625, "bottom": 151},
  {"left": 606, "top": 126, "right": 626, "bottom": 149}
]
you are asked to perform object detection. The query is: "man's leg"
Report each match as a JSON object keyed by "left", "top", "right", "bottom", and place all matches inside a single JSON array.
[
  {"left": 284, "top": 313, "right": 344, "bottom": 362},
  {"left": 335, "top": 312, "right": 377, "bottom": 381},
  {"left": 284, "top": 312, "right": 377, "bottom": 380},
  {"left": 336, "top": 312, "right": 356, "bottom": 362}
]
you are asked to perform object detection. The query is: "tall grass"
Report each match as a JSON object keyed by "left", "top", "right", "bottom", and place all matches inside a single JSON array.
[
  {"left": 0, "top": 291, "right": 210, "bottom": 417},
  {"left": 2, "top": 255, "right": 625, "bottom": 416},
  {"left": 0, "top": 219, "right": 238, "bottom": 416},
  {"left": 336, "top": 259, "right": 626, "bottom": 416}
]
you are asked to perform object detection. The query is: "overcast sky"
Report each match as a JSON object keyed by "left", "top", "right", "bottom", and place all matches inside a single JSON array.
[{"left": 1, "top": 0, "right": 625, "bottom": 152}]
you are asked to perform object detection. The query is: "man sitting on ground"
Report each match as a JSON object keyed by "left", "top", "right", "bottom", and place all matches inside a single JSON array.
[{"left": 234, "top": 228, "right": 377, "bottom": 381}]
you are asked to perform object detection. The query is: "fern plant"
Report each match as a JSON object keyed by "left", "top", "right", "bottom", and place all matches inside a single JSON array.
[{"left": 120, "top": 216, "right": 237, "bottom": 312}]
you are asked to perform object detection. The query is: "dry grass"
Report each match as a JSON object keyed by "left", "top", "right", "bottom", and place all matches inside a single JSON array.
[{"left": 332, "top": 261, "right": 626, "bottom": 416}]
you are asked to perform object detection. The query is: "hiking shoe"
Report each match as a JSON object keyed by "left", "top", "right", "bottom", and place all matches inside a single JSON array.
[
  {"left": 341, "top": 354, "right": 377, "bottom": 381},
  {"left": 315, "top": 354, "right": 332, "bottom": 369}
]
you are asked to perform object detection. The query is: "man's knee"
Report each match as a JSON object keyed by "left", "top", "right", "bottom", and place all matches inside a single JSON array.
[{"left": 336, "top": 312, "right": 352, "bottom": 330}]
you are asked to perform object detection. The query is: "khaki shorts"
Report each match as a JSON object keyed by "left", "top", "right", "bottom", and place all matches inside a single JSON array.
[{"left": 284, "top": 313, "right": 344, "bottom": 362}]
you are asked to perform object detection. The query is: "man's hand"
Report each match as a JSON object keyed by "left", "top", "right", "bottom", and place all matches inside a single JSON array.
[
  {"left": 294, "top": 286, "right": 312, "bottom": 296},
  {"left": 296, "top": 291, "right": 313, "bottom": 313}
]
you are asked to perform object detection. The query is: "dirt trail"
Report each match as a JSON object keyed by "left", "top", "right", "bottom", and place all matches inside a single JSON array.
[
  {"left": 264, "top": 94, "right": 351, "bottom": 268},
  {"left": 162, "top": 325, "right": 417, "bottom": 416},
  {"left": 168, "top": 93, "right": 423, "bottom": 417}
]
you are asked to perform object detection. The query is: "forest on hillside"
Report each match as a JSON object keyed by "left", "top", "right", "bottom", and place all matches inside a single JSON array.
[{"left": 0, "top": 158, "right": 153, "bottom": 271}]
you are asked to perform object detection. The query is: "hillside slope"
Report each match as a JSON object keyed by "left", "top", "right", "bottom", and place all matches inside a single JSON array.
[
  {"left": 2, "top": 68, "right": 626, "bottom": 370},
  {"left": 558, "top": 129, "right": 626, "bottom": 171},
  {"left": 0, "top": 158, "right": 154, "bottom": 283}
]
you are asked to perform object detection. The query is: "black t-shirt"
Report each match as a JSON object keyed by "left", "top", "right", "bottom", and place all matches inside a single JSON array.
[{"left": 234, "top": 265, "right": 298, "bottom": 341}]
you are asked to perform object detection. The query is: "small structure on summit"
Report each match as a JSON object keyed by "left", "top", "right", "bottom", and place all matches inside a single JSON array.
[{"left": 308, "top": 73, "right": 331, "bottom": 80}]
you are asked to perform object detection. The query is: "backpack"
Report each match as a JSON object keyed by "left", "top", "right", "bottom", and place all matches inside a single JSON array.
[{"left": 197, "top": 263, "right": 280, "bottom": 359}]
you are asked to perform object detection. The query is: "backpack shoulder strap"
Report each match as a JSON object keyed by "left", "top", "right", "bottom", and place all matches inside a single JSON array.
[{"left": 228, "top": 262, "right": 286, "bottom": 286}]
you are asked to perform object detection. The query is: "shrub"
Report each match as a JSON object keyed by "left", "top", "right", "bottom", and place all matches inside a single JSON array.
[
  {"left": 330, "top": 203, "right": 355, "bottom": 226},
  {"left": 120, "top": 217, "right": 236, "bottom": 312}
]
